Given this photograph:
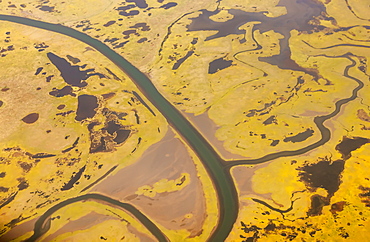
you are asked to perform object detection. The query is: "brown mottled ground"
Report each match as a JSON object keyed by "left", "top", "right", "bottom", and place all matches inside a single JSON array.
[
  {"left": 91, "top": 128, "right": 207, "bottom": 236},
  {"left": 184, "top": 112, "right": 247, "bottom": 160}
]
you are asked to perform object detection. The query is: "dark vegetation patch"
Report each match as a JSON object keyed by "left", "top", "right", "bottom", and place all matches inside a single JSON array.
[
  {"left": 239, "top": 220, "right": 320, "bottom": 241},
  {"left": 18, "top": 161, "right": 32, "bottom": 172},
  {"left": 102, "top": 108, "right": 128, "bottom": 120},
  {"left": 38, "top": 5, "right": 55, "bottom": 12},
  {"left": 88, "top": 110, "right": 132, "bottom": 153},
  {"left": 160, "top": 2, "right": 177, "bottom": 9},
  {"left": 66, "top": 55, "right": 80, "bottom": 64},
  {"left": 186, "top": 9, "right": 251, "bottom": 41},
  {"left": 357, "top": 109, "right": 370, "bottom": 122},
  {"left": 307, "top": 194, "right": 329, "bottom": 216},
  {"left": 130, "top": 22, "right": 150, "bottom": 31},
  {"left": 34, "top": 42, "right": 49, "bottom": 51},
  {"left": 47, "top": 52, "right": 103, "bottom": 87},
  {"left": 104, "top": 37, "right": 120, "bottom": 43},
  {"left": 75, "top": 20, "right": 94, "bottom": 31},
  {"left": 283, "top": 129, "right": 314, "bottom": 143},
  {"left": 30, "top": 153, "right": 56, "bottom": 159},
  {"left": 335, "top": 136, "right": 370, "bottom": 159},
  {"left": 46, "top": 75, "right": 54, "bottom": 82},
  {"left": 17, "top": 177, "right": 29, "bottom": 190},
  {"left": 75, "top": 95, "right": 99, "bottom": 121},
  {"left": 57, "top": 104, "right": 66, "bottom": 110},
  {"left": 104, "top": 119, "right": 131, "bottom": 144},
  {"left": 34, "top": 67, "right": 43, "bottom": 75},
  {"left": 113, "top": 41, "right": 129, "bottom": 49},
  {"left": 263, "top": 115, "right": 277, "bottom": 125},
  {"left": 298, "top": 158, "right": 344, "bottom": 196},
  {"left": 137, "top": 37, "right": 147, "bottom": 43},
  {"left": 0, "top": 186, "right": 9, "bottom": 192},
  {"left": 127, "top": 0, "right": 148, "bottom": 8},
  {"left": 270, "top": 140, "right": 279, "bottom": 146},
  {"left": 119, "top": 9, "right": 140, "bottom": 16},
  {"left": 49, "top": 86, "right": 76, "bottom": 97},
  {"left": 21, "top": 113, "right": 39, "bottom": 124},
  {"left": 123, "top": 29, "right": 138, "bottom": 39},
  {"left": 61, "top": 165, "right": 86, "bottom": 191},
  {"left": 172, "top": 51, "right": 194, "bottom": 70},
  {"left": 101, "top": 93, "right": 116, "bottom": 100},
  {"left": 62, "top": 137, "right": 80, "bottom": 153},
  {"left": 103, "top": 20, "right": 116, "bottom": 27},
  {"left": 0, "top": 45, "right": 15, "bottom": 57},
  {"left": 0, "top": 192, "right": 17, "bottom": 209},
  {"left": 208, "top": 57, "right": 233, "bottom": 74},
  {"left": 113, "top": 130, "right": 131, "bottom": 144},
  {"left": 359, "top": 186, "right": 370, "bottom": 207},
  {"left": 330, "top": 201, "right": 346, "bottom": 214},
  {"left": 116, "top": 5, "right": 135, "bottom": 11}
]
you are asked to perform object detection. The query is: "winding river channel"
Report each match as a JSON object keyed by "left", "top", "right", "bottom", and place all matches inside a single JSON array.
[
  {"left": 0, "top": 14, "right": 237, "bottom": 241},
  {"left": 0, "top": 2, "right": 367, "bottom": 240},
  {"left": 25, "top": 194, "right": 168, "bottom": 242}
]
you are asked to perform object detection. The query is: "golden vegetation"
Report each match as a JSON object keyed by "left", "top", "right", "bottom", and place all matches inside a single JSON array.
[
  {"left": 1, "top": 0, "right": 370, "bottom": 240},
  {"left": 0, "top": 21, "right": 167, "bottom": 238}
]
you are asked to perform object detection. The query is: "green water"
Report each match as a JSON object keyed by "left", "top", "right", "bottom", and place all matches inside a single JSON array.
[
  {"left": 0, "top": 14, "right": 238, "bottom": 241},
  {"left": 25, "top": 194, "right": 169, "bottom": 242}
]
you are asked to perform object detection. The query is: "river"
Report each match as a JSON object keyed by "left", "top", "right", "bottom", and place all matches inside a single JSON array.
[
  {"left": 1, "top": 0, "right": 367, "bottom": 240},
  {"left": 0, "top": 14, "right": 238, "bottom": 241}
]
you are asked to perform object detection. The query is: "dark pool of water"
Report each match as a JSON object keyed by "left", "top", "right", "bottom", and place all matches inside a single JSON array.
[{"left": 75, "top": 95, "right": 98, "bottom": 121}]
